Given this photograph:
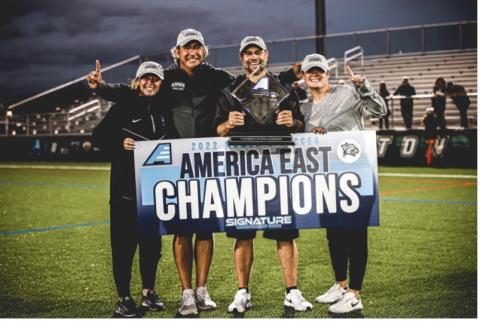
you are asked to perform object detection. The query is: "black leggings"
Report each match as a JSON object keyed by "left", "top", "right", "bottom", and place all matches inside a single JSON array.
[
  {"left": 110, "top": 198, "right": 162, "bottom": 297},
  {"left": 326, "top": 227, "right": 368, "bottom": 291}
]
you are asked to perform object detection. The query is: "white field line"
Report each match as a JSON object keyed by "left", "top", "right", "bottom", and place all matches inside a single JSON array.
[
  {"left": 0, "top": 164, "right": 476, "bottom": 179},
  {"left": 379, "top": 173, "right": 476, "bottom": 179},
  {"left": 0, "top": 164, "right": 109, "bottom": 171}
]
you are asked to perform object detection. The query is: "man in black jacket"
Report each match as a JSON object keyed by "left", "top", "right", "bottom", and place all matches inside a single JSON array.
[
  {"left": 164, "top": 28, "right": 236, "bottom": 316},
  {"left": 215, "top": 36, "right": 312, "bottom": 314},
  {"left": 89, "top": 61, "right": 170, "bottom": 317},
  {"left": 446, "top": 81, "right": 471, "bottom": 129},
  {"left": 394, "top": 76, "right": 416, "bottom": 129}
]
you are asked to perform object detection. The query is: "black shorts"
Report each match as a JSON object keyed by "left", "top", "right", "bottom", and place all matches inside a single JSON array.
[{"left": 226, "top": 228, "right": 299, "bottom": 241}]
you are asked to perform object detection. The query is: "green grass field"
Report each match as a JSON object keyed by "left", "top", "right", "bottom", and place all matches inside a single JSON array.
[{"left": 0, "top": 163, "right": 476, "bottom": 318}]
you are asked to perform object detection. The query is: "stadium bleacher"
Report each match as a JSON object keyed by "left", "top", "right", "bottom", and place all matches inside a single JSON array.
[
  {"left": 262, "top": 49, "right": 477, "bottom": 130},
  {"left": 1, "top": 20, "right": 476, "bottom": 136}
]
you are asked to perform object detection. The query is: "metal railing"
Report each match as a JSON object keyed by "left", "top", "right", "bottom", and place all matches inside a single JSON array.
[
  {"left": 206, "top": 20, "right": 476, "bottom": 68},
  {"left": 344, "top": 46, "right": 364, "bottom": 72},
  {"left": 327, "top": 57, "right": 339, "bottom": 78},
  {"left": 1, "top": 100, "right": 111, "bottom": 136}
]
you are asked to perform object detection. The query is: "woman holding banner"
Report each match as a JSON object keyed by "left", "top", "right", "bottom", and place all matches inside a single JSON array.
[
  {"left": 88, "top": 60, "right": 172, "bottom": 317},
  {"left": 299, "top": 54, "right": 386, "bottom": 314}
]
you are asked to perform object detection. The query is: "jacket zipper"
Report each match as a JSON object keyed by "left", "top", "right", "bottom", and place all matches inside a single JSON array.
[{"left": 147, "top": 104, "right": 156, "bottom": 136}]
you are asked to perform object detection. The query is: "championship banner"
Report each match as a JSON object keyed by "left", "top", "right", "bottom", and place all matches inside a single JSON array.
[{"left": 134, "top": 131, "right": 379, "bottom": 236}]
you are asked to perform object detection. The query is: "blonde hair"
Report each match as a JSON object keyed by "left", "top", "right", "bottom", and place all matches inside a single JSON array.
[{"left": 130, "top": 78, "right": 140, "bottom": 90}]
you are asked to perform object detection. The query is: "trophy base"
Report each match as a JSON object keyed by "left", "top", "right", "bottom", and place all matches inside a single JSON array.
[{"left": 228, "top": 133, "right": 294, "bottom": 146}]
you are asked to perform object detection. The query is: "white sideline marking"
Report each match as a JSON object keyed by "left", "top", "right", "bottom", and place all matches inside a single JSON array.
[
  {"left": 379, "top": 173, "right": 476, "bottom": 179},
  {"left": 0, "top": 164, "right": 109, "bottom": 171},
  {"left": 0, "top": 164, "right": 476, "bottom": 179}
]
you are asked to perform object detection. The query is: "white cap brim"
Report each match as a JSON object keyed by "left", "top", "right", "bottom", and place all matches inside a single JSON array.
[
  {"left": 137, "top": 71, "right": 164, "bottom": 80},
  {"left": 301, "top": 62, "right": 329, "bottom": 73}
]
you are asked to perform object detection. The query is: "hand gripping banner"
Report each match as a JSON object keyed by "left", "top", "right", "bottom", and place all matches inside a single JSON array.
[{"left": 134, "top": 131, "right": 379, "bottom": 235}]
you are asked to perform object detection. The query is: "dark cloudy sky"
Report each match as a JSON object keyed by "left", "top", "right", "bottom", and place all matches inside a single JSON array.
[{"left": 0, "top": 0, "right": 476, "bottom": 106}]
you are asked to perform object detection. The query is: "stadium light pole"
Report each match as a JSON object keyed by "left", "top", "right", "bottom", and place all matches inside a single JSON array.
[{"left": 315, "top": 0, "right": 326, "bottom": 55}]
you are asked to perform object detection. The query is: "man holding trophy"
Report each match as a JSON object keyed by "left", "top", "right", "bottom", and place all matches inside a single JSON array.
[{"left": 215, "top": 36, "right": 311, "bottom": 314}]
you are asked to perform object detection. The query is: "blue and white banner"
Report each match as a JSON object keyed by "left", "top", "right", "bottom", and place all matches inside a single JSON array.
[{"left": 134, "top": 131, "right": 379, "bottom": 235}]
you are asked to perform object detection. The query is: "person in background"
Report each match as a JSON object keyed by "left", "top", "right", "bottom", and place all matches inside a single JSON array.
[
  {"left": 423, "top": 107, "right": 437, "bottom": 166},
  {"left": 88, "top": 60, "right": 170, "bottom": 318},
  {"left": 378, "top": 81, "right": 391, "bottom": 129},
  {"left": 394, "top": 76, "right": 416, "bottom": 129},
  {"left": 446, "top": 81, "right": 470, "bottom": 129},
  {"left": 299, "top": 53, "right": 386, "bottom": 314},
  {"left": 431, "top": 77, "right": 447, "bottom": 131}
]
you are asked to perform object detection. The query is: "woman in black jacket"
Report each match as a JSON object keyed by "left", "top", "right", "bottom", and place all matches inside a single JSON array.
[
  {"left": 88, "top": 60, "right": 171, "bottom": 317},
  {"left": 378, "top": 81, "right": 391, "bottom": 129},
  {"left": 432, "top": 77, "right": 447, "bottom": 130}
]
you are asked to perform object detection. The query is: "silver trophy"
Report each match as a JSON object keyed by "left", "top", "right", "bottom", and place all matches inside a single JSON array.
[{"left": 229, "top": 70, "right": 293, "bottom": 145}]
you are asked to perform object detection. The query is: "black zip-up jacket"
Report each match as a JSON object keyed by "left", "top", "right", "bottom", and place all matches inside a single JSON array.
[
  {"left": 92, "top": 83, "right": 172, "bottom": 202},
  {"left": 214, "top": 72, "right": 304, "bottom": 135},
  {"left": 163, "top": 62, "right": 299, "bottom": 138},
  {"left": 162, "top": 62, "right": 234, "bottom": 138}
]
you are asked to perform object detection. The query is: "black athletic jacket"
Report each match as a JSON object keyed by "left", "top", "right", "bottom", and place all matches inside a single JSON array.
[
  {"left": 92, "top": 83, "right": 172, "bottom": 202},
  {"left": 162, "top": 62, "right": 234, "bottom": 138}
]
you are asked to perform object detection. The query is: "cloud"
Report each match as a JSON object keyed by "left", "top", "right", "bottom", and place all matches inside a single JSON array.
[{"left": 0, "top": 0, "right": 314, "bottom": 105}]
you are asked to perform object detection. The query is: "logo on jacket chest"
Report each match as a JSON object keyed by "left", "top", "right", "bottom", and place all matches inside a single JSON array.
[{"left": 171, "top": 82, "right": 186, "bottom": 91}]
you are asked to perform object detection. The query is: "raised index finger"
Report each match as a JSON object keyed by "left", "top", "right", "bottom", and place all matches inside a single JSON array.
[
  {"left": 346, "top": 65, "right": 354, "bottom": 77},
  {"left": 95, "top": 59, "right": 101, "bottom": 73}
]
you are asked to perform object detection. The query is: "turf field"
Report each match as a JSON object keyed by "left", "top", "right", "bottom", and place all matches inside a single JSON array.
[{"left": 0, "top": 163, "right": 476, "bottom": 318}]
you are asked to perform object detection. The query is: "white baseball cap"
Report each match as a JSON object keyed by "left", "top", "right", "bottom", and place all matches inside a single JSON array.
[
  {"left": 176, "top": 28, "right": 205, "bottom": 47},
  {"left": 136, "top": 61, "right": 164, "bottom": 80},
  {"left": 239, "top": 36, "right": 267, "bottom": 53},
  {"left": 301, "top": 54, "right": 330, "bottom": 72}
]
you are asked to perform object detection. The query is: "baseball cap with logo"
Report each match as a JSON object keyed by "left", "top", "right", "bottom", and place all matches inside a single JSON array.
[
  {"left": 239, "top": 36, "right": 267, "bottom": 53},
  {"left": 136, "top": 61, "right": 164, "bottom": 80},
  {"left": 176, "top": 28, "right": 205, "bottom": 47},
  {"left": 301, "top": 54, "right": 330, "bottom": 73}
]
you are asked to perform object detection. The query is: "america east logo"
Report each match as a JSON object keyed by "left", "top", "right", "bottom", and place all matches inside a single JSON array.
[{"left": 144, "top": 143, "right": 172, "bottom": 166}]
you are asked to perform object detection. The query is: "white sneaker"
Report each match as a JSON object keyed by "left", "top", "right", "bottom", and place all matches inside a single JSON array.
[
  {"left": 178, "top": 288, "right": 198, "bottom": 316},
  {"left": 284, "top": 289, "right": 313, "bottom": 311},
  {"left": 228, "top": 289, "right": 252, "bottom": 313},
  {"left": 315, "top": 283, "right": 348, "bottom": 304},
  {"left": 195, "top": 286, "right": 217, "bottom": 310},
  {"left": 328, "top": 292, "right": 363, "bottom": 314}
]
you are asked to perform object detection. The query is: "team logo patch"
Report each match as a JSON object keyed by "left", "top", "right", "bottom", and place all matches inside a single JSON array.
[
  {"left": 144, "top": 143, "right": 172, "bottom": 166},
  {"left": 171, "top": 82, "right": 185, "bottom": 91},
  {"left": 337, "top": 139, "right": 361, "bottom": 164}
]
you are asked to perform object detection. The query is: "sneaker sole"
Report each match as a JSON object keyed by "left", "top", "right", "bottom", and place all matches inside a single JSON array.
[
  {"left": 315, "top": 297, "right": 342, "bottom": 304},
  {"left": 328, "top": 305, "right": 363, "bottom": 314},
  {"left": 176, "top": 311, "right": 199, "bottom": 318},
  {"left": 284, "top": 301, "right": 312, "bottom": 312},
  {"left": 198, "top": 305, "right": 217, "bottom": 311},
  {"left": 228, "top": 303, "right": 252, "bottom": 314},
  {"left": 141, "top": 304, "right": 165, "bottom": 312},
  {"left": 112, "top": 312, "right": 138, "bottom": 318}
]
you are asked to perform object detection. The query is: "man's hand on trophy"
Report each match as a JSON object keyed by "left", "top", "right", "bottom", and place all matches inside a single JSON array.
[
  {"left": 346, "top": 65, "right": 364, "bottom": 87},
  {"left": 227, "top": 111, "right": 245, "bottom": 129},
  {"left": 86, "top": 59, "right": 103, "bottom": 89},
  {"left": 276, "top": 110, "right": 294, "bottom": 127}
]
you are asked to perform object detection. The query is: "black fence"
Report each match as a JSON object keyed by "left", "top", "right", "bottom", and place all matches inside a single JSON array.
[{"left": 0, "top": 129, "right": 476, "bottom": 168}]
